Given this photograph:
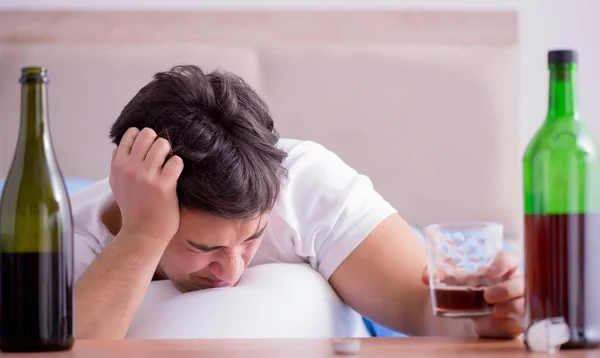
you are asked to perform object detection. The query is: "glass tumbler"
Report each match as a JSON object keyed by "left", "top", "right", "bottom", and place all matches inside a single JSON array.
[{"left": 423, "top": 222, "right": 503, "bottom": 318}]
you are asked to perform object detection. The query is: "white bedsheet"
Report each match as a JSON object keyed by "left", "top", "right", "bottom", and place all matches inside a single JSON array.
[{"left": 126, "top": 263, "right": 371, "bottom": 339}]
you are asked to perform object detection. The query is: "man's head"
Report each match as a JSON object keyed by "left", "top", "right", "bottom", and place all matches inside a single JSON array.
[{"left": 109, "top": 65, "right": 288, "bottom": 292}]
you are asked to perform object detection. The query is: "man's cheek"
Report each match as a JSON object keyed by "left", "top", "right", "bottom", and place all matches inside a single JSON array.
[
  {"left": 163, "top": 248, "right": 202, "bottom": 273},
  {"left": 184, "top": 254, "right": 213, "bottom": 273}
]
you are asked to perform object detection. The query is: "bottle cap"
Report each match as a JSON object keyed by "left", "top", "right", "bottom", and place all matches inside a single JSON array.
[
  {"left": 21, "top": 66, "right": 48, "bottom": 75},
  {"left": 332, "top": 338, "right": 361, "bottom": 355},
  {"left": 548, "top": 50, "right": 577, "bottom": 64},
  {"left": 19, "top": 66, "right": 49, "bottom": 84},
  {"left": 524, "top": 317, "right": 570, "bottom": 354}
]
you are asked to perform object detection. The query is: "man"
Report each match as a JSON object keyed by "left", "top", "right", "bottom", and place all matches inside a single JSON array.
[{"left": 73, "top": 65, "right": 524, "bottom": 339}]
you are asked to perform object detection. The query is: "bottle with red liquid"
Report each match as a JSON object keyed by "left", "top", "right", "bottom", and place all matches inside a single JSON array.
[{"left": 523, "top": 49, "right": 600, "bottom": 349}]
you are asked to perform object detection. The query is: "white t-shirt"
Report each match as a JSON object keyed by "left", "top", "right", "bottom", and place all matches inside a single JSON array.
[{"left": 72, "top": 138, "right": 397, "bottom": 284}]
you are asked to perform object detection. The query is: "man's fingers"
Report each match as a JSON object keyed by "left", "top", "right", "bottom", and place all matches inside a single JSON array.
[
  {"left": 492, "top": 297, "right": 524, "bottom": 319},
  {"left": 484, "top": 274, "right": 524, "bottom": 304},
  {"left": 492, "top": 316, "right": 523, "bottom": 334},
  {"left": 487, "top": 251, "right": 520, "bottom": 279},
  {"left": 130, "top": 127, "right": 158, "bottom": 161},
  {"left": 146, "top": 138, "right": 172, "bottom": 171},
  {"left": 161, "top": 155, "right": 184, "bottom": 183},
  {"left": 472, "top": 315, "right": 524, "bottom": 339},
  {"left": 116, "top": 127, "right": 140, "bottom": 159}
]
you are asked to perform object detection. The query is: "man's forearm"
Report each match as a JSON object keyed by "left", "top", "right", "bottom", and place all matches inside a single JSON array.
[
  {"left": 74, "top": 233, "right": 169, "bottom": 339},
  {"left": 362, "top": 287, "right": 475, "bottom": 338}
]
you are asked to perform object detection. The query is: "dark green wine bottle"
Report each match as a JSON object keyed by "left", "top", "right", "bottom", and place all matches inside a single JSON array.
[
  {"left": 523, "top": 50, "right": 600, "bottom": 349},
  {"left": 0, "top": 67, "right": 74, "bottom": 352}
]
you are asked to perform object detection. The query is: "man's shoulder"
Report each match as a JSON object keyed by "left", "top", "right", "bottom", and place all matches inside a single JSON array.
[
  {"left": 278, "top": 138, "right": 331, "bottom": 154},
  {"left": 273, "top": 138, "right": 359, "bottom": 214},
  {"left": 278, "top": 138, "right": 343, "bottom": 170}
]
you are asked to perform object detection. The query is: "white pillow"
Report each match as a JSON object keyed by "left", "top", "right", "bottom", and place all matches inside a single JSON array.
[{"left": 126, "top": 263, "right": 370, "bottom": 339}]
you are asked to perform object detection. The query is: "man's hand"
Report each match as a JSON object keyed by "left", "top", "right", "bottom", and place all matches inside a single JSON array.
[
  {"left": 471, "top": 252, "right": 524, "bottom": 338},
  {"left": 422, "top": 251, "right": 524, "bottom": 339},
  {"left": 75, "top": 126, "right": 184, "bottom": 339},
  {"left": 109, "top": 127, "right": 184, "bottom": 242}
]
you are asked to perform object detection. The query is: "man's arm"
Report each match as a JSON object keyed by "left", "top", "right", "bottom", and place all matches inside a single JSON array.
[
  {"left": 287, "top": 141, "right": 523, "bottom": 338},
  {"left": 280, "top": 142, "right": 468, "bottom": 336},
  {"left": 74, "top": 233, "right": 168, "bottom": 339},
  {"left": 328, "top": 214, "right": 474, "bottom": 337},
  {"left": 74, "top": 127, "right": 184, "bottom": 339}
]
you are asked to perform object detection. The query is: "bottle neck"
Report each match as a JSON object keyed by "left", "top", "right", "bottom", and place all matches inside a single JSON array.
[
  {"left": 18, "top": 80, "right": 50, "bottom": 150},
  {"left": 547, "top": 63, "right": 578, "bottom": 120}
]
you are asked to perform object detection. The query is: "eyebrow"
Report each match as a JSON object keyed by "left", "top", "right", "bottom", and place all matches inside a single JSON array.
[{"left": 187, "top": 222, "right": 268, "bottom": 252}]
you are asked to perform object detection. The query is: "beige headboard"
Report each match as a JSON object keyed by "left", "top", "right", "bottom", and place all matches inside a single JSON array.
[{"left": 0, "top": 11, "right": 521, "bottom": 238}]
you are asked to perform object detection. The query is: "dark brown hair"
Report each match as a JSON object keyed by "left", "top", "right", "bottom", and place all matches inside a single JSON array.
[{"left": 109, "top": 65, "right": 288, "bottom": 219}]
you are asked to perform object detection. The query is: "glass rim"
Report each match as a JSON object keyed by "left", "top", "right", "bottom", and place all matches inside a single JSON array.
[{"left": 422, "top": 221, "right": 503, "bottom": 234}]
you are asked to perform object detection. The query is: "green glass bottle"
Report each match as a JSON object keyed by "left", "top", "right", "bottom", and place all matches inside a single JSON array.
[
  {"left": 523, "top": 50, "right": 600, "bottom": 349},
  {"left": 0, "top": 67, "right": 74, "bottom": 352}
]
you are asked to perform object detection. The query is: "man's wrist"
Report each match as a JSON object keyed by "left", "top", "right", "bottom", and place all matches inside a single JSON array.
[
  {"left": 113, "top": 230, "right": 171, "bottom": 256},
  {"left": 117, "top": 228, "right": 171, "bottom": 244}
]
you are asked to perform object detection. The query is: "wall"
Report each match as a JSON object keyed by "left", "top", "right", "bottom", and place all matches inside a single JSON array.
[
  {"left": 0, "top": 0, "right": 520, "bottom": 10},
  {"left": 519, "top": 0, "right": 600, "bottom": 151},
  {"left": 1, "top": 0, "right": 599, "bottom": 154}
]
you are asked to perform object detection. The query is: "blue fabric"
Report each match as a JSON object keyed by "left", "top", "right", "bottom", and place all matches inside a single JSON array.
[{"left": 0, "top": 177, "right": 95, "bottom": 195}]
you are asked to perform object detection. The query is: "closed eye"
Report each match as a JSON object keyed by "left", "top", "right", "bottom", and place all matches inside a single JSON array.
[
  {"left": 188, "top": 248, "right": 214, "bottom": 254},
  {"left": 187, "top": 242, "right": 220, "bottom": 253},
  {"left": 184, "top": 223, "right": 266, "bottom": 254}
]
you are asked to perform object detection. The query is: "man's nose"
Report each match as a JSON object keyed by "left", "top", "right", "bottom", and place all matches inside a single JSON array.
[{"left": 209, "top": 250, "right": 244, "bottom": 284}]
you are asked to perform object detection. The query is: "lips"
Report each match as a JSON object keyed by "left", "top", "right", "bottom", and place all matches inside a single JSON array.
[{"left": 199, "top": 276, "right": 230, "bottom": 288}]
